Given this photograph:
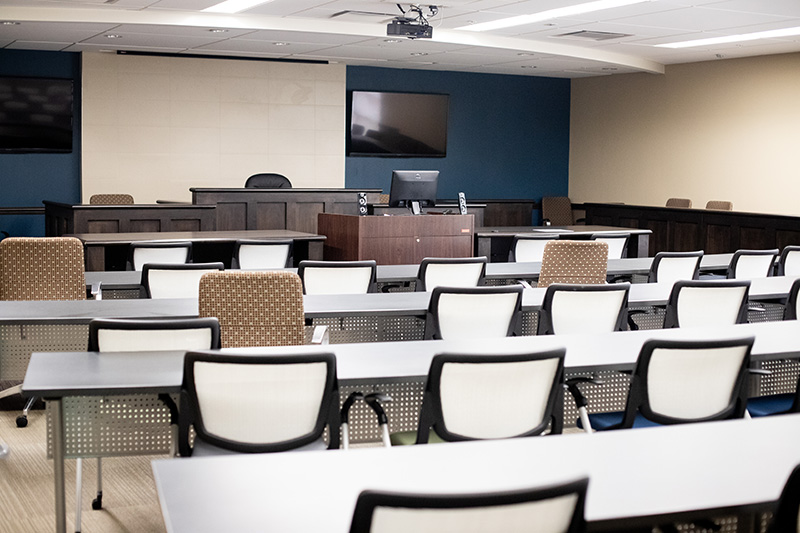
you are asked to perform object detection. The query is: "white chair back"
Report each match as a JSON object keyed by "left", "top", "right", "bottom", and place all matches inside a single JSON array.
[
  {"left": 732, "top": 253, "right": 775, "bottom": 279},
  {"left": 593, "top": 235, "right": 628, "bottom": 259},
  {"left": 513, "top": 237, "right": 556, "bottom": 263},
  {"left": 236, "top": 243, "right": 291, "bottom": 269},
  {"left": 145, "top": 265, "right": 223, "bottom": 299},
  {"left": 548, "top": 288, "right": 627, "bottom": 335},
  {"left": 781, "top": 248, "right": 800, "bottom": 276},
  {"left": 646, "top": 344, "right": 749, "bottom": 419},
  {"left": 435, "top": 291, "right": 519, "bottom": 339},
  {"left": 302, "top": 266, "right": 374, "bottom": 295},
  {"left": 654, "top": 255, "right": 701, "bottom": 285},
  {"left": 422, "top": 262, "right": 484, "bottom": 291},
  {"left": 96, "top": 328, "right": 214, "bottom": 352},
  {"left": 193, "top": 360, "right": 328, "bottom": 444},
  {"left": 132, "top": 246, "right": 190, "bottom": 271},
  {"left": 676, "top": 285, "right": 747, "bottom": 327},
  {"left": 439, "top": 357, "right": 561, "bottom": 439}
]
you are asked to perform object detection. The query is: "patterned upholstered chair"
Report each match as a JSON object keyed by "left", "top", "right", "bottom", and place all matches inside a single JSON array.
[
  {"left": 0, "top": 237, "right": 86, "bottom": 427},
  {"left": 666, "top": 198, "right": 692, "bottom": 208},
  {"left": 89, "top": 193, "right": 134, "bottom": 205},
  {"left": 705, "top": 200, "right": 733, "bottom": 211},
  {"left": 378, "top": 193, "right": 390, "bottom": 204},
  {"left": 537, "top": 240, "right": 609, "bottom": 289},
  {"left": 198, "top": 270, "right": 307, "bottom": 348},
  {"left": 541, "top": 196, "right": 583, "bottom": 226}
]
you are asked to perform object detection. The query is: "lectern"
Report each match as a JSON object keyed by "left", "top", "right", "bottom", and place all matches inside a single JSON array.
[{"left": 318, "top": 213, "right": 474, "bottom": 265}]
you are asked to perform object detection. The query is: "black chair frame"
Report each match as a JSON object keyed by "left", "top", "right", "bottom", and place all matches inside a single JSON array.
[
  {"left": 778, "top": 245, "right": 800, "bottom": 277},
  {"left": 770, "top": 464, "right": 800, "bottom": 533},
  {"left": 232, "top": 239, "right": 293, "bottom": 269},
  {"left": 88, "top": 317, "right": 221, "bottom": 351},
  {"left": 648, "top": 250, "right": 704, "bottom": 283},
  {"left": 785, "top": 278, "right": 800, "bottom": 321},
  {"left": 179, "top": 351, "right": 340, "bottom": 456},
  {"left": 415, "top": 256, "right": 488, "bottom": 292},
  {"left": 141, "top": 262, "right": 225, "bottom": 298},
  {"left": 662, "top": 279, "right": 750, "bottom": 329},
  {"left": 727, "top": 248, "right": 779, "bottom": 279},
  {"left": 424, "top": 285, "right": 523, "bottom": 340},
  {"left": 298, "top": 260, "right": 378, "bottom": 294},
  {"left": 537, "top": 283, "right": 630, "bottom": 336},
  {"left": 127, "top": 240, "right": 192, "bottom": 271}
]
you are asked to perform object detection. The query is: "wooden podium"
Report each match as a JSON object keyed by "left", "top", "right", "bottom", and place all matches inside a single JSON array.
[{"left": 318, "top": 213, "right": 474, "bottom": 265}]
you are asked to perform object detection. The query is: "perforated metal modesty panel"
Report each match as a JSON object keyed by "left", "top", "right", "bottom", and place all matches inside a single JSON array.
[
  {"left": 0, "top": 324, "right": 89, "bottom": 381},
  {"left": 339, "top": 381, "right": 425, "bottom": 443},
  {"left": 47, "top": 395, "right": 173, "bottom": 459},
  {"left": 305, "top": 316, "right": 426, "bottom": 344}
]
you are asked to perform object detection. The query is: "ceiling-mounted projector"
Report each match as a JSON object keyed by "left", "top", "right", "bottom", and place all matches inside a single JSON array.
[{"left": 387, "top": 4, "right": 437, "bottom": 39}]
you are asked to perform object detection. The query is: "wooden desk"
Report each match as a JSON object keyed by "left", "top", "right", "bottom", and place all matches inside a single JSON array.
[
  {"left": 319, "top": 213, "right": 474, "bottom": 265},
  {"left": 24, "top": 319, "right": 800, "bottom": 533},
  {"left": 191, "top": 188, "right": 382, "bottom": 234},
  {"left": 67, "top": 229, "right": 325, "bottom": 271},
  {"left": 476, "top": 225, "right": 653, "bottom": 261},
  {"left": 583, "top": 202, "right": 800, "bottom": 255},
  {"left": 152, "top": 415, "right": 800, "bottom": 532},
  {"left": 43, "top": 201, "right": 216, "bottom": 237}
]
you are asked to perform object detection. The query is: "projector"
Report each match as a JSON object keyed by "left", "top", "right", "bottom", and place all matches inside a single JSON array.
[{"left": 387, "top": 20, "right": 433, "bottom": 39}]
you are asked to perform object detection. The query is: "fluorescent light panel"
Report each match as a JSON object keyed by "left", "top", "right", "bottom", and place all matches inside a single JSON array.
[
  {"left": 202, "top": 0, "right": 273, "bottom": 14},
  {"left": 656, "top": 26, "right": 800, "bottom": 48},
  {"left": 456, "top": 0, "right": 649, "bottom": 32}
]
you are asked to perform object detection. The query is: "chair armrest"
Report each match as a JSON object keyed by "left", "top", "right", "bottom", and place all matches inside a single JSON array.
[
  {"left": 89, "top": 281, "right": 102, "bottom": 300},
  {"left": 564, "top": 376, "right": 605, "bottom": 409},
  {"left": 310, "top": 325, "right": 329, "bottom": 345},
  {"left": 340, "top": 392, "right": 363, "bottom": 426},
  {"left": 748, "top": 368, "right": 772, "bottom": 375},
  {"left": 517, "top": 280, "right": 534, "bottom": 289}
]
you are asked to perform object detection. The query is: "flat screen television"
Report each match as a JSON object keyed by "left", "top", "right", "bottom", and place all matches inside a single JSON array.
[
  {"left": 388, "top": 170, "right": 439, "bottom": 212},
  {"left": 348, "top": 91, "right": 448, "bottom": 157},
  {"left": 0, "top": 76, "right": 74, "bottom": 153}
]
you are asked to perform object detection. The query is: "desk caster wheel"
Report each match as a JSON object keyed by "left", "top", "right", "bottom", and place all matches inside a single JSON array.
[
  {"left": 91, "top": 493, "right": 103, "bottom": 510},
  {"left": 15, "top": 415, "right": 27, "bottom": 428}
]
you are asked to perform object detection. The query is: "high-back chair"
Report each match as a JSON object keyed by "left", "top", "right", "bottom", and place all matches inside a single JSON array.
[
  {"left": 388, "top": 349, "right": 566, "bottom": 446},
  {"left": 509, "top": 234, "right": 558, "bottom": 263},
  {"left": 778, "top": 246, "right": 800, "bottom": 277},
  {"left": 648, "top": 251, "right": 703, "bottom": 284},
  {"left": 590, "top": 233, "right": 629, "bottom": 260},
  {"left": 179, "top": 351, "right": 339, "bottom": 456},
  {"left": 77, "top": 318, "right": 220, "bottom": 528},
  {"left": 768, "top": 464, "right": 800, "bottom": 533},
  {"left": 298, "top": 260, "right": 377, "bottom": 294},
  {"left": 582, "top": 337, "right": 753, "bottom": 432},
  {"left": 244, "top": 173, "right": 291, "bottom": 188},
  {"left": 142, "top": 262, "right": 224, "bottom": 299},
  {"left": 348, "top": 477, "right": 589, "bottom": 533},
  {"left": 0, "top": 237, "right": 86, "bottom": 427},
  {"left": 537, "top": 240, "right": 608, "bottom": 289},
  {"left": 198, "top": 270, "right": 306, "bottom": 348},
  {"left": 727, "top": 249, "right": 779, "bottom": 279},
  {"left": 127, "top": 241, "right": 192, "bottom": 271},
  {"left": 784, "top": 278, "right": 800, "bottom": 321},
  {"left": 415, "top": 257, "right": 487, "bottom": 292},
  {"left": 706, "top": 200, "right": 733, "bottom": 211},
  {"left": 541, "top": 196, "right": 581, "bottom": 226},
  {"left": 88, "top": 193, "right": 134, "bottom": 205},
  {"left": 537, "top": 283, "right": 629, "bottom": 336},
  {"left": 663, "top": 280, "right": 750, "bottom": 329},
  {"left": 424, "top": 285, "right": 523, "bottom": 340},
  {"left": 232, "top": 239, "right": 293, "bottom": 269},
  {"left": 666, "top": 198, "right": 692, "bottom": 208}
]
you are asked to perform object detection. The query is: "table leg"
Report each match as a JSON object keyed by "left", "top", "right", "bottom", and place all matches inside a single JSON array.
[{"left": 51, "top": 398, "right": 67, "bottom": 533}]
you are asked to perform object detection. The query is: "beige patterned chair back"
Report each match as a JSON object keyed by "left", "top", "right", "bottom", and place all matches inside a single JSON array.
[
  {"left": 0, "top": 237, "right": 86, "bottom": 301},
  {"left": 537, "top": 240, "right": 609, "bottom": 288},
  {"left": 89, "top": 194, "right": 134, "bottom": 205},
  {"left": 541, "top": 196, "right": 575, "bottom": 226},
  {"left": 666, "top": 198, "right": 692, "bottom": 208},
  {"left": 379, "top": 194, "right": 390, "bottom": 204},
  {"left": 705, "top": 200, "right": 733, "bottom": 211},
  {"left": 198, "top": 270, "right": 304, "bottom": 348}
]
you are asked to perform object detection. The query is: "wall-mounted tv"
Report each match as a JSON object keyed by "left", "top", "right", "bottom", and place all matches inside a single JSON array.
[
  {"left": 348, "top": 91, "right": 448, "bottom": 158},
  {"left": 0, "top": 76, "right": 74, "bottom": 153}
]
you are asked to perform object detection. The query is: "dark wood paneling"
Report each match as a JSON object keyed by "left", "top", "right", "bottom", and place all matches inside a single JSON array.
[
  {"left": 294, "top": 202, "right": 325, "bottom": 233},
  {"left": 130, "top": 219, "right": 161, "bottom": 233},
  {"left": 478, "top": 200, "right": 536, "bottom": 227},
  {"left": 44, "top": 202, "right": 216, "bottom": 236},
  {"left": 583, "top": 202, "right": 800, "bottom": 254},
  {"left": 216, "top": 203, "right": 247, "bottom": 231},
  {"left": 87, "top": 220, "right": 120, "bottom": 233},
  {"left": 254, "top": 202, "right": 286, "bottom": 230}
]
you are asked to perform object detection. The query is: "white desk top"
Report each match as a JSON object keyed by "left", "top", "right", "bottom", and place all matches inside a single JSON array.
[{"left": 152, "top": 414, "right": 800, "bottom": 532}]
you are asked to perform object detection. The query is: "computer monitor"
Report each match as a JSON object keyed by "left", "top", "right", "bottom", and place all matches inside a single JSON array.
[{"left": 388, "top": 170, "right": 439, "bottom": 213}]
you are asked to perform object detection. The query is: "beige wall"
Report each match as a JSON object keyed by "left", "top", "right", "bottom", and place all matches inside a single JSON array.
[
  {"left": 81, "top": 52, "right": 346, "bottom": 203},
  {"left": 569, "top": 52, "right": 800, "bottom": 215}
]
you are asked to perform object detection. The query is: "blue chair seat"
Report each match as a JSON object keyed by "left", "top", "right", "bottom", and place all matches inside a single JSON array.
[
  {"left": 578, "top": 411, "right": 662, "bottom": 431},
  {"left": 747, "top": 394, "right": 794, "bottom": 417}
]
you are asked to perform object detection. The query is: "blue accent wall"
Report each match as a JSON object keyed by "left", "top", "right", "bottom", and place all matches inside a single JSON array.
[
  {"left": 345, "top": 66, "right": 570, "bottom": 206},
  {"left": 0, "top": 50, "right": 81, "bottom": 237}
]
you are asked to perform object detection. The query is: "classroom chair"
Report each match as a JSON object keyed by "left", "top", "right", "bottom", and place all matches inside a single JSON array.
[
  {"left": 727, "top": 249, "right": 779, "bottom": 279},
  {"left": 141, "top": 262, "right": 224, "bottom": 299},
  {"left": 508, "top": 234, "right": 558, "bottom": 263},
  {"left": 423, "top": 285, "right": 523, "bottom": 340},
  {"left": 298, "top": 260, "right": 378, "bottom": 294},
  {"left": 662, "top": 280, "right": 750, "bottom": 328},
  {"left": 666, "top": 198, "right": 692, "bottom": 208},
  {"left": 244, "top": 173, "right": 291, "bottom": 188},
  {"left": 88, "top": 193, "right": 134, "bottom": 205},
  {"left": 541, "top": 196, "right": 583, "bottom": 226},
  {"left": 415, "top": 256, "right": 487, "bottom": 292},
  {"left": 232, "top": 239, "right": 293, "bottom": 269},
  {"left": 537, "top": 240, "right": 609, "bottom": 288},
  {"left": 768, "top": 463, "right": 800, "bottom": 533},
  {"left": 127, "top": 240, "right": 192, "bottom": 271},
  {"left": 590, "top": 233, "right": 629, "bottom": 260}
]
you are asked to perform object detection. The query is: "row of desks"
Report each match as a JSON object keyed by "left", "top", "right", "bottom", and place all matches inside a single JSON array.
[{"left": 23, "top": 319, "right": 800, "bottom": 533}]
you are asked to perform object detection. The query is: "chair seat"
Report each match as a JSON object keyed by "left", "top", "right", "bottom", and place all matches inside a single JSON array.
[
  {"left": 389, "top": 430, "right": 446, "bottom": 446},
  {"left": 579, "top": 412, "right": 662, "bottom": 431},
  {"left": 747, "top": 394, "right": 794, "bottom": 417}
]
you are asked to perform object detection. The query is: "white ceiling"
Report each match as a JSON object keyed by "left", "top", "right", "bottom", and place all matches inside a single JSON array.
[{"left": 1, "top": 0, "right": 800, "bottom": 77}]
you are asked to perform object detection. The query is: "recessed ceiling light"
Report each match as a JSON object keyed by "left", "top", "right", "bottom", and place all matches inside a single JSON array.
[
  {"left": 273, "top": 42, "right": 289, "bottom": 46},
  {"left": 655, "top": 26, "right": 800, "bottom": 48},
  {"left": 105, "top": 34, "right": 122, "bottom": 39},
  {"left": 1, "top": 21, "right": 20, "bottom": 26},
  {"left": 202, "top": 0, "right": 275, "bottom": 14},
  {"left": 456, "top": 0, "right": 649, "bottom": 32},
  {"left": 209, "top": 28, "right": 229, "bottom": 33}
]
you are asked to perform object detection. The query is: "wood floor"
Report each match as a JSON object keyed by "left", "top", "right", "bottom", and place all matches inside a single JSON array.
[{"left": 0, "top": 408, "right": 167, "bottom": 533}]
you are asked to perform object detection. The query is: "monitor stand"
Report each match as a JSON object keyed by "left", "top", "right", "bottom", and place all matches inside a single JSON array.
[{"left": 410, "top": 201, "right": 422, "bottom": 215}]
